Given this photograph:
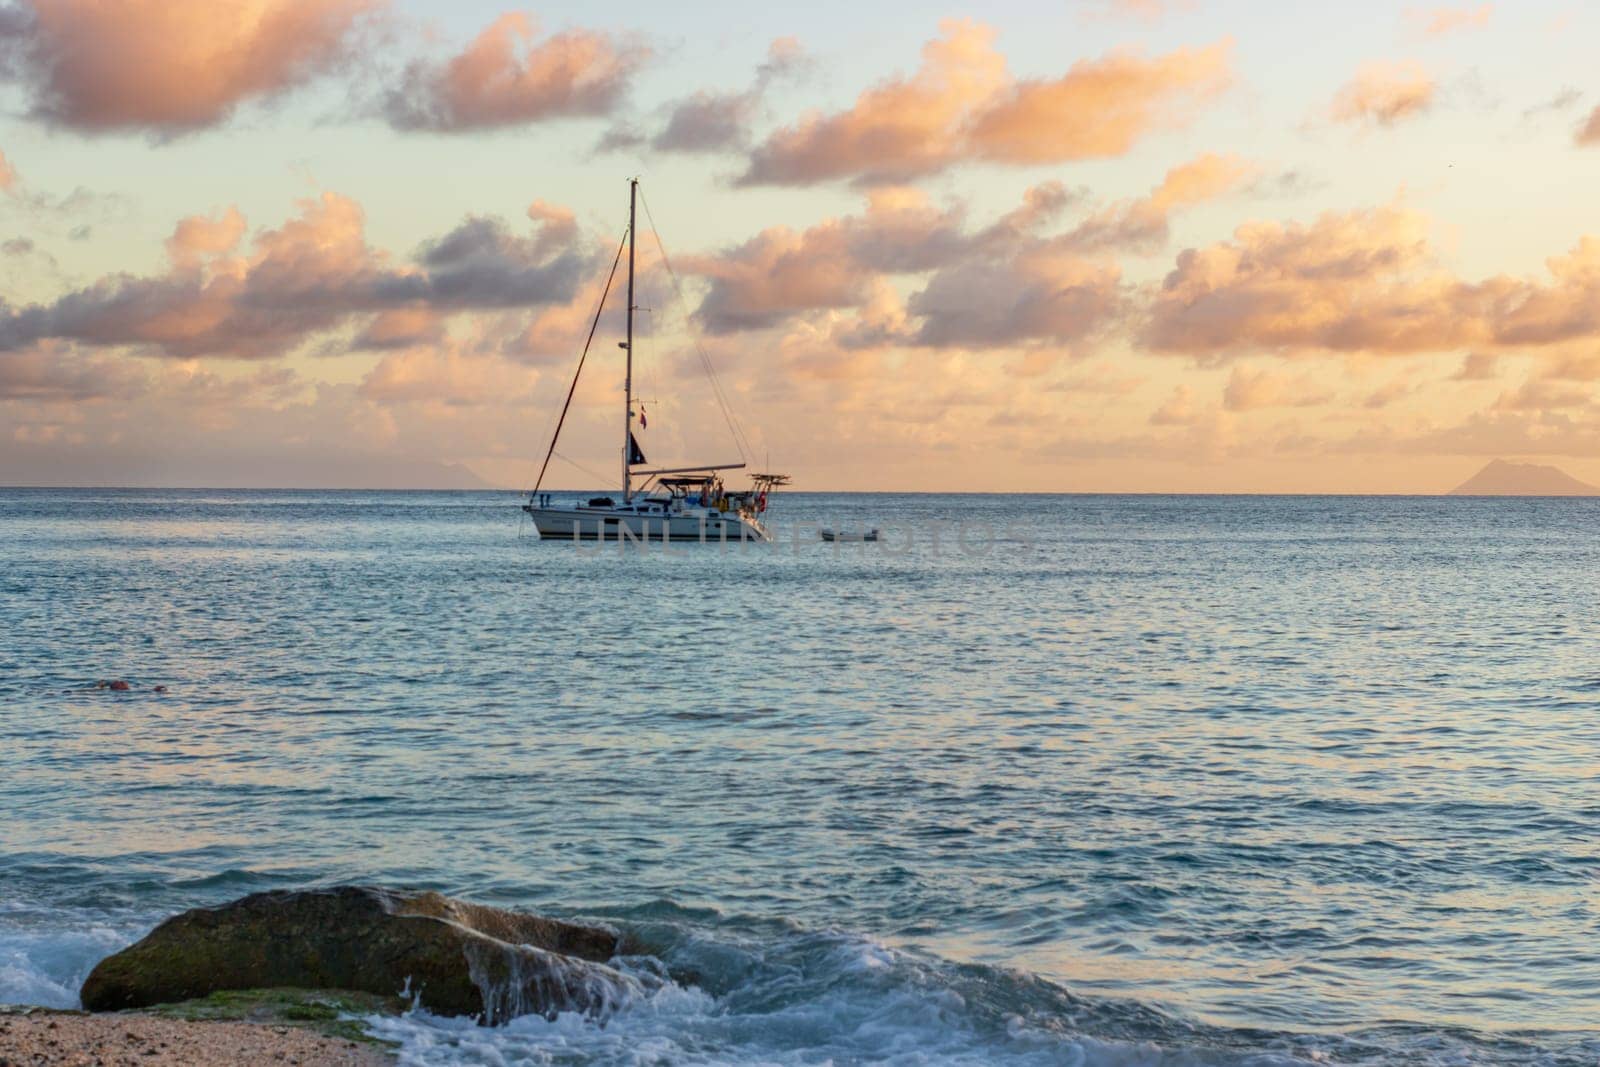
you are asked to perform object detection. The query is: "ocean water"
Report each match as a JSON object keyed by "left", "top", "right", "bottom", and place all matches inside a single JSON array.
[{"left": 2, "top": 488, "right": 1597, "bottom": 1066}]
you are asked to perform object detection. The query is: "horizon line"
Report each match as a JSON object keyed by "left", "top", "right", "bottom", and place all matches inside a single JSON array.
[{"left": 3, "top": 484, "right": 1598, "bottom": 499}]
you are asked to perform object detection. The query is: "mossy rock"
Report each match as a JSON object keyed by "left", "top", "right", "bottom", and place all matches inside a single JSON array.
[
  {"left": 146, "top": 988, "right": 402, "bottom": 1045},
  {"left": 81, "top": 887, "right": 632, "bottom": 1023}
]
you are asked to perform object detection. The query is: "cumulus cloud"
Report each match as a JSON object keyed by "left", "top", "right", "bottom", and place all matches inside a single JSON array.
[
  {"left": 1147, "top": 206, "right": 1475, "bottom": 357},
  {"left": 165, "top": 207, "right": 246, "bottom": 269},
  {"left": 659, "top": 37, "right": 806, "bottom": 153},
  {"left": 0, "top": 0, "right": 380, "bottom": 135},
  {"left": 1488, "top": 235, "right": 1600, "bottom": 345},
  {"left": 382, "top": 12, "right": 646, "bottom": 132},
  {"left": 0, "top": 191, "right": 595, "bottom": 358},
  {"left": 1062, "top": 152, "right": 1254, "bottom": 252},
  {"left": 965, "top": 41, "right": 1232, "bottom": 164},
  {"left": 1147, "top": 206, "right": 1600, "bottom": 360},
  {"left": 598, "top": 37, "right": 809, "bottom": 156},
  {"left": 739, "top": 20, "right": 1231, "bottom": 185},
  {"left": 691, "top": 158, "right": 1242, "bottom": 349},
  {"left": 907, "top": 250, "right": 1121, "bottom": 349},
  {"left": 652, "top": 90, "right": 758, "bottom": 153},
  {"left": 685, "top": 187, "right": 973, "bottom": 334},
  {"left": 1330, "top": 61, "right": 1435, "bottom": 127}
]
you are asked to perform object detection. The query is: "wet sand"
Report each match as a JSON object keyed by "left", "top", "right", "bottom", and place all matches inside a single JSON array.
[{"left": 0, "top": 1011, "right": 392, "bottom": 1066}]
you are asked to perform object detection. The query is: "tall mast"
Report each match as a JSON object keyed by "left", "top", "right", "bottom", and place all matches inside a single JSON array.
[{"left": 622, "top": 177, "right": 637, "bottom": 503}]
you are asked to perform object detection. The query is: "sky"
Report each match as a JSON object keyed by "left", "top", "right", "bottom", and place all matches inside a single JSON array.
[{"left": 1, "top": 0, "right": 1599, "bottom": 492}]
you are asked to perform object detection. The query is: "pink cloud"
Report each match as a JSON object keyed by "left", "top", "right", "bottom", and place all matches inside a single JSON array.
[
  {"left": 1148, "top": 205, "right": 1600, "bottom": 359},
  {"left": 1147, "top": 206, "right": 1478, "bottom": 356},
  {"left": 740, "top": 20, "right": 1232, "bottom": 185},
  {"left": 383, "top": 12, "right": 646, "bottom": 132},
  {"left": 690, "top": 165, "right": 1243, "bottom": 350},
  {"left": 353, "top": 307, "right": 445, "bottom": 350},
  {"left": 0, "top": 191, "right": 594, "bottom": 358},
  {"left": 0, "top": 148, "right": 16, "bottom": 191},
  {"left": 165, "top": 207, "right": 246, "bottom": 269},
  {"left": 1576, "top": 106, "right": 1600, "bottom": 147},
  {"left": 2, "top": 0, "right": 380, "bottom": 134},
  {"left": 1329, "top": 61, "right": 1435, "bottom": 127},
  {"left": 0, "top": 341, "right": 147, "bottom": 400},
  {"left": 685, "top": 187, "right": 972, "bottom": 334}
]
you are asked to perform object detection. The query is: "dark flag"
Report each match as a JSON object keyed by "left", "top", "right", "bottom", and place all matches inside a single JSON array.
[{"left": 628, "top": 433, "right": 647, "bottom": 466}]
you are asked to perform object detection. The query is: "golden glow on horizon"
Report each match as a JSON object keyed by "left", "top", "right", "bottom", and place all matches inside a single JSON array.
[{"left": 1, "top": 0, "right": 1599, "bottom": 492}]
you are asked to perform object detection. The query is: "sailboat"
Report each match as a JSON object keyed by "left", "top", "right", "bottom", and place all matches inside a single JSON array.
[{"left": 522, "top": 179, "right": 789, "bottom": 542}]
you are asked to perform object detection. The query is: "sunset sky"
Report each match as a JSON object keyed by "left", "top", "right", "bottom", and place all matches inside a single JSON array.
[{"left": 2, "top": 0, "right": 1599, "bottom": 492}]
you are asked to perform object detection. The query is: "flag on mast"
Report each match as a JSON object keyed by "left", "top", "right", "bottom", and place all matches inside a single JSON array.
[{"left": 628, "top": 433, "right": 647, "bottom": 466}]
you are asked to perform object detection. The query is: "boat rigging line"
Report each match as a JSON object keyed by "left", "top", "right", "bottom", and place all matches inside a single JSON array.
[
  {"left": 636, "top": 185, "right": 758, "bottom": 466},
  {"left": 529, "top": 225, "right": 629, "bottom": 498}
]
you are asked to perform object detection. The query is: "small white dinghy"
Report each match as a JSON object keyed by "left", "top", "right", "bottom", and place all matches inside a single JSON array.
[{"left": 819, "top": 528, "right": 880, "bottom": 542}]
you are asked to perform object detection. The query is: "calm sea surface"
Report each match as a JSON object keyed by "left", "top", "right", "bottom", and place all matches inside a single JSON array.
[{"left": 2, "top": 489, "right": 1597, "bottom": 1065}]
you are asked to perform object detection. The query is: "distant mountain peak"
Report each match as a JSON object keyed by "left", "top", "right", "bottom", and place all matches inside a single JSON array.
[{"left": 1450, "top": 459, "right": 1600, "bottom": 496}]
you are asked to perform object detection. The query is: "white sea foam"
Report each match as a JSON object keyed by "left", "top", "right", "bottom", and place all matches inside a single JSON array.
[
  {"left": 360, "top": 950, "right": 1320, "bottom": 1067},
  {"left": 0, "top": 923, "right": 130, "bottom": 1009}
]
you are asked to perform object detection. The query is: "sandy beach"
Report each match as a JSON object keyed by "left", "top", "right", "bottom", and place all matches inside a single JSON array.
[{"left": 0, "top": 1012, "right": 391, "bottom": 1067}]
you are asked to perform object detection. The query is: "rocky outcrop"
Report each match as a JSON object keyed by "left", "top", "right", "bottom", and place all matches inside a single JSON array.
[{"left": 80, "top": 887, "right": 636, "bottom": 1024}]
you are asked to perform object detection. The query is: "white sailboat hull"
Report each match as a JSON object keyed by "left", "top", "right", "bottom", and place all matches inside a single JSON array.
[{"left": 523, "top": 506, "right": 770, "bottom": 543}]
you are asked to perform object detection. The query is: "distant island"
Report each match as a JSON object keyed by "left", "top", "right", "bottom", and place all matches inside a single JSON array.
[{"left": 1450, "top": 459, "right": 1600, "bottom": 496}]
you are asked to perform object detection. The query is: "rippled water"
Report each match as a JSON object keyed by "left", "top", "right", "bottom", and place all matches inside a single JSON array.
[{"left": 2, "top": 489, "right": 1597, "bottom": 1065}]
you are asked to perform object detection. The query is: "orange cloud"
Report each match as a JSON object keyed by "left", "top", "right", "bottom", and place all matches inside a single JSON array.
[
  {"left": 966, "top": 42, "right": 1232, "bottom": 164},
  {"left": 0, "top": 192, "right": 594, "bottom": 358},
  {"left": 685, "top": 188, "right": 971, "bottom": 334},
  {"left": 165, "top": 207, "right": 247, "bottom": 269},
  {"left": 2, "top": 0, "right": 379, "bottom": 134},
  {"left": 1149, "top": 384, "right": 1199, "bottom": 425},
  {"left": 1064, "top": 152, "right": 1255, "bottom": 252},
  {"left": 1148, "top": 205, "right": 1600, "bottom": 360},
  {"left": 740, "top": 20, "right": 1231, "bottom": 185},
  {"left": 1412, "top": 4, "right": 1492, "bottom": 35},
  {"left": 0, "top": 148, "right": 16, "bottom": 191},
  {"left": 1488, "top": 236, "right": 1600, "bottom": 345},
  {"left": 1330, "top": 61, "right": 1435, "bottom": 127},
  {"left": 383, "top": 12, "right": 646, "bottom": 132},
  {"left": 1147, "top": 206, "right": 1479, "bottom": 356},
  {"left": 690, "top": 169, "right": 1248, "bottom": 349}
]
